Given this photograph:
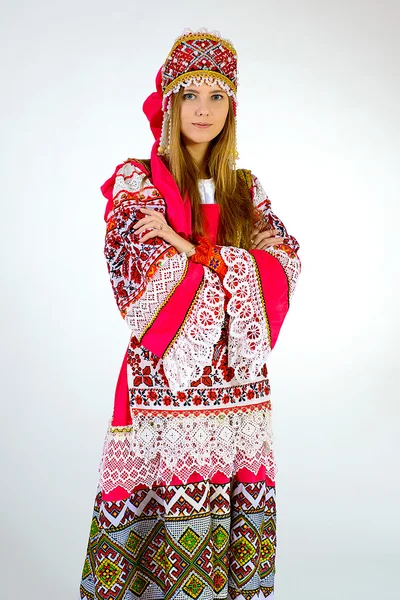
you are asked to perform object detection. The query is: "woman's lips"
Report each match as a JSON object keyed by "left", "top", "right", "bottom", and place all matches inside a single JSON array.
[{"left": 192, "top": 123, "right": 212, "bottom": 128}]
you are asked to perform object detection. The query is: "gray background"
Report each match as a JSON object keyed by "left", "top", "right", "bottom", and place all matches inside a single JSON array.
[{"left": 1, "top": 0, "right": 398, "bottom": 598}]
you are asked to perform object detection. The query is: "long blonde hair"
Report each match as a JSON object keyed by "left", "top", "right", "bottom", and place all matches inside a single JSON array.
[{"left": 164, "top": 87, "right": 255, "bottom": 249}]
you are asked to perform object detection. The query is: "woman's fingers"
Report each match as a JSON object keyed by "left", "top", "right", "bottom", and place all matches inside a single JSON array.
[
  {"left": 135, "top": 219, "right": 160, "bottom": 235},
  {"left": 139, "top": 207, "right": 161, "bottom": 216},
  {"left": 135, "top": 216, "right": 167, "bottom": 234},
  {"left": 140, "top": 230, "right": 155, "bottom": 243},
  {"left": 135, "top": 216, "right": 170, "bottom": 239},
  {"left": 257, "top": 238, "right": 284, "bottom": 250},
  {"left": 251, "top": 228, "right": 280, "bottom": 246},
  {"left": 133, "top": 208, "right": 166, "bottom": 227},
  {"left": 252, "top": 228, "right": 278, "bottom": 241},
  {"left": 139, "top": 207, "right": 167, "bottom": 223},
  {"left": 133, "top": 216, "right": 149, "bottom": 229},
  {"left": 132, "top": 208, "right": 172, "bottom": 243},
  {"left": 262, "top": 228, "right": 279, "bottom": 238}
]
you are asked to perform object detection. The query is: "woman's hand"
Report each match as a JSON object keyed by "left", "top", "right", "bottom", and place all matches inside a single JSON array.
[
  {"left": 133, "top": 208, "right": 194, "bottom": 254},
  {"left": 133, "top": 207, "right": 173, "bottom": 242},
  {"left": 250, "top": 228, "right": 284, "bottom": 251}
]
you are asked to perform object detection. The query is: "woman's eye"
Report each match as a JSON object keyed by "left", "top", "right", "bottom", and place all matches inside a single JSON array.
[
  {"left": 183, "top": 93, "right": 195, "bottom": 100},
  {"left": 212, "top": 94, "right": 223, "bottom": 100}
]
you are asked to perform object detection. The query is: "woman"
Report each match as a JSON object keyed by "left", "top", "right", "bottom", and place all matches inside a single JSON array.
[{"left": 80, "top": 28, "right": 301, "bottom": 600}]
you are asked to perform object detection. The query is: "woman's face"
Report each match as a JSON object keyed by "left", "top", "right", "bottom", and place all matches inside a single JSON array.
[{"left": 179, "top": 81, "right": 230, "bottom": 147}]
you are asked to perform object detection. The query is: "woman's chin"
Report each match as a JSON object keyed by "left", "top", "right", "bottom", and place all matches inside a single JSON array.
[{"left": 182, "top": 130, "right": 216, "bottom": 146}]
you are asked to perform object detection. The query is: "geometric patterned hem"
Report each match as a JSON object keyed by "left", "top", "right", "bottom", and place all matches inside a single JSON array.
[{"left": 79, "top": 473, "right": 277, "bottom": 600}]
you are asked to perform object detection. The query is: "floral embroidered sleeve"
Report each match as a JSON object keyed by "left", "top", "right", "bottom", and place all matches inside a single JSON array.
[
  {"left": 104, "top": 161, "right": 185, "bottom": 324},
  {"left": 103, "top": 160, "right": 227, "bottom": 392}
]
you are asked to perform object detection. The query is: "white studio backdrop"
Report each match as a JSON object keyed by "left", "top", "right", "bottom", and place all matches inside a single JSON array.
[{"left": 1, "top": 0, "right": 398, "bottom": 598}]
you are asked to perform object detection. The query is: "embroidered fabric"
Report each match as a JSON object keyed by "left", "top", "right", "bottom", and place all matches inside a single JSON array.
[
  {"left": 191, "top": 236, "right": 228, "bottom": 280},
  {"left": 105, "top": 161, "right": 181, "bottom": 318},
  {"left": 221, "top": 246, "right": 271, "bottom": 382},
  {"left": 250, "top": 174, "right": 300, "bottom": 255},
  {"left": 163, "top": 268, "right": 225, "bottom": 393},
  {"left": 249, "top": 173, "right": 301, "bottom": 305},
  {"left": 98, "top": 403, "right": 275, "bottom": 492},
  {"left": 266, "top": 246, "right": 301, "bottom": 305},
  {"left": 125, "top": 252, "right": 188, "bottom": 339}
]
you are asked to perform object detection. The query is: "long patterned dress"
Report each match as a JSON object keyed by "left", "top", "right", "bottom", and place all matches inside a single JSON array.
[{"left": 79, "top": 159, "right": 301, "bottom": 600}]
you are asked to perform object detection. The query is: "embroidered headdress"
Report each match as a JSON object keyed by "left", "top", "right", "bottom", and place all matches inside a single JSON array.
[{"left": 158, "top": 27, "right": 239, "bottom": 156}]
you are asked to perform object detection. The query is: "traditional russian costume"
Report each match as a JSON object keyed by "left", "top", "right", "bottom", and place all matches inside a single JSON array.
[{"left": 80, "top": 28, "right": 301, "bottom": 600}]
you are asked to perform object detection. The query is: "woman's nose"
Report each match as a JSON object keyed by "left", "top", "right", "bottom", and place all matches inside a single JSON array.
[{"left": 195, "top": 103, "right": 209, "bottom": 116}]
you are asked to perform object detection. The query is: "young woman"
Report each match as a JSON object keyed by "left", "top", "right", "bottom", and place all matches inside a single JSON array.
[{"left": 80, "top": 28, "right": 301, "bottom": 600}]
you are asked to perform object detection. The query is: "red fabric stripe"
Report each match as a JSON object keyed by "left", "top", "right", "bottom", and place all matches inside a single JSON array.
[
  {"left": 250, "top": 249, "right": 289, "bottom": 349},
  {"left": 161, "top": 465, "right": 273, "bottom": 486},
  {"left": 102, "top": 466, "right": 275, "bottom": 501},
  {"left": 201, "top": 203, "right": 220, "bottom": 244}
]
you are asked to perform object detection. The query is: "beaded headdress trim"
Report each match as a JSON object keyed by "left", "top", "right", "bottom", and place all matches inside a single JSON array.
[{"left": 163, "top": 70, "right": 236, "bottom": 102}]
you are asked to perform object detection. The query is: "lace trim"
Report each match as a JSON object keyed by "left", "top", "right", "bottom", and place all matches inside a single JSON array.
[
  {"left": 125, "top": 252, "right": 188, "bottom": 339},
  {"left": 221, "top": 247, "right": 271, "bottom": 383},
  {"left": 98, "top": 403, "right": 275, "bottom": 492},
  {"left": 266, "top": 247, "right": 301, "bottom": 305},
  {"left": 162, "top": 268, "right": 225, "bottom": 393},
  {"left": 113, "top": 162, "right": 146, "bottom": 196}
]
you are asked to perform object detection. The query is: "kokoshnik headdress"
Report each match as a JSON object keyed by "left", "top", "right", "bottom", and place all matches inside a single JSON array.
[{"left": 157, "top": 27, "right": 238, "bottom": 158}]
